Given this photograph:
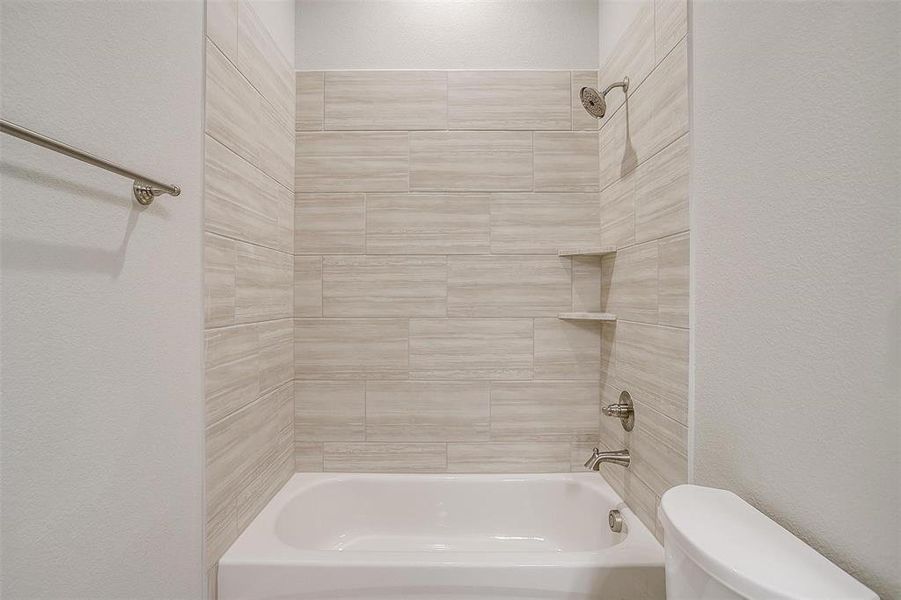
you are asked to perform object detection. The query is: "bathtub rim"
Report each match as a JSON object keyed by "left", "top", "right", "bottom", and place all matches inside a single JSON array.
[{"left": 219, "top": 471, "right": 663, "bottom": 569}]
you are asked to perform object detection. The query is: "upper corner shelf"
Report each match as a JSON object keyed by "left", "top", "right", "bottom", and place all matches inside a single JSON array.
[
  {"left": 558, "top": 312, "right": 617, "bottom": 322},
  {"left": 557, "top": 246, "right": 617, "bottom": 257}
]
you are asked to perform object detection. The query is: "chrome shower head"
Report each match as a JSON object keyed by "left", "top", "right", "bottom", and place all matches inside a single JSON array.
[
  {"left": 580, "top": 77, "right": 630, "bottom": 119},
  {"left": 580, "top": 86, "right": 606, "bottom": 118}
]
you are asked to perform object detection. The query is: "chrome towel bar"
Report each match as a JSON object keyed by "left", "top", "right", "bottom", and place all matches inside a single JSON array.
[{"left": 0, "top": 118, "right": 180, "bottom": 206}]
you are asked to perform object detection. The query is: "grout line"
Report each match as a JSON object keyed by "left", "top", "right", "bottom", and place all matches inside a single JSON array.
[
  {"left": 206, "top": 229, "right": 293, "bottom": 256},
  {"left": 205, "top": 128, "right": 294, "bottom": 195},
  {"left": 205, "top": 379, "right": 294, "bottom": 431},
  {"left": 614, "top": 318, "right": 689, "bottom": 332},
  {"left": 605, "top": 228, "right": 690, "bottom": 256},
  {"left": 209, "top": 38, "right": 294, "bottom": 136},
  {"left": 205, "top": 315, "right": 293, "bottom": 333}
]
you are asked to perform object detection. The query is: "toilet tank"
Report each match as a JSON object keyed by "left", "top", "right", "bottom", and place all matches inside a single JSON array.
[{"left": 658, "top": 485, "right": 878, "bottom": 600}]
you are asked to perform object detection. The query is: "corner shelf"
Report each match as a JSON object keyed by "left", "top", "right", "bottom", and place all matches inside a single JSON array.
[
  {"left": 557, "top": 312, "right": 617, "bottom": 322},
  {"left": 556, "top": 246, "right": 618, "bottom": 323},
  {"left": 557, "top": 246, "right": 617, "bottom": 257}
]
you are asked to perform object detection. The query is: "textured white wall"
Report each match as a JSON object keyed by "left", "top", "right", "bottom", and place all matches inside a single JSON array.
[
  {"left": 249, "top": 0, "right": 296, "bottom": 66},
  {"left": 0, "top": 1, "right": 205, "bottom": 598},
  {"left": 691, "top": 1, "right": 900, "bottom": 598},
  {"left": 295, "top": 0, "right": 598, "bottom": 69}
]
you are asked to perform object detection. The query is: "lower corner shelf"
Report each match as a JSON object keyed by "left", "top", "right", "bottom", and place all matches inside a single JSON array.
[{"left": 557, "top": 312, "right": 617, "bottom": 322}]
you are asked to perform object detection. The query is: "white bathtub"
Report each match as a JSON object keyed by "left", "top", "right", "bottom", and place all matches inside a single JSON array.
[{"left": 218, "top": 473, "right": 665, "bottom": 600}]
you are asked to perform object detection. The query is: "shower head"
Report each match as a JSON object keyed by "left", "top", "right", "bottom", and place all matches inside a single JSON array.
[
  {"left": 580, "top": 77, "right": 630, "bottom": 119},
  {"left": 580, "top": 86, "right": 607, "bottom": 118}
]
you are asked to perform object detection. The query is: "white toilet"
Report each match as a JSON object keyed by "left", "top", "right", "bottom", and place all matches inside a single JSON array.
[{"left": 659, "top": 485, "right": 878, "bottom": 600}]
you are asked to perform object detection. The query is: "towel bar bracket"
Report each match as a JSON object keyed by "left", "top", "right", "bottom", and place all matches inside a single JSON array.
[{"left": 133, "top": 181, "right": 180, "bottom": 205}]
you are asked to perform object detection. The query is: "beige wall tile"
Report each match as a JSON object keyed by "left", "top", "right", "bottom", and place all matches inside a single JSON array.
[
  {"left": 410, "top": 131, "right": 532, "bottom": 192},
  {"left": 206, "top": 39, "right": 259, "bottom": 166},
  {"left": 615, "top": 321, "right": 688, "bottom": 424},
  {"left": 323, "top": 443, "right": 447, "bottom": 472},
  {"left": 597, "top": 0, "right": 655, "bottom": 128},
  {"left": 205, "top": 8, "right": 297, "bottom": 567},
  {"left": 602, "top": 241, "right": 658, "bottom": 323},
  {"left": 206, "top": 563, "right": 221, "bottom": 599},
  {"left": 599, "top": 170, "right": 636, "bottom": 248},
  {"left": 568, "top": 441, "right": 590, "bottom": 472},
  {"left": 235, "top": 443, "right": 293, "bottom": 531},
  {"left": 598, "top": 104, "right": 637, "bottom": 191},
  {"left": 294, "top": 256, "right": 322, "bottom": 317},
  {"left": 206, "top": 0, "right": 237, "bottom": 61},
  {"left": 572, "top": 70, "right": 600, "bottom": 131},
  {"left": 294, "top": 442, "right": 324, "bottom": 471},
  {"left": 533, "top": 318, "right": 601, "bottom": 380},
  {"left": 489, "top": 193, "right": 600, "bottom": 254},
  {"left": 572, "top": 256, "right": 602, "bottom": 312},
  {"left": 204, "top": 320, "right": 293, "bottom": 426},
  {"left": 447, "top": 71, "right": 571, "bottom": 130},
  {"left": 205, "top": 135, "right": 278, "bottom": 249},
  {"left": 296, "top": 132, "right": 409, "bottom": 192},
  {"left": 447, "top": 256, "right": 572, "bottom": 317},
  {"left": 490, "top": 381, "right": 600, "bottom": 441},
  {"left": 409, "top": 318, "right": 533, "bottom": 380},
  {"left": 257, "top": 319, "right": 293, "bottom": 394},
  {"left": 324, "top": 71, "right": 447, "bottom": 130},
  {"left": 622, "top": 470, "right": 660, "bottom": 534},
  {"left": 204, "top": 233, "right": 236, "bottom": 327},
  {"left": 206, "top": 383, "right": 293, "bottom": 560},
  {"left": 234, "top": 242, "right": 293, "bottom": 323},
  {"left": 257, "top": 96, "right": 295, "bottom": 189},
  {"left": 631, "top": 38, "right": 689, "bottom": 161},
  {"left": 274, "top": 176, "right": 294, "bottom": 253},
  {"left": 205, "top": 324, "right": 260, "bottom": 424},
  {"left": 206, "top": 505, "right": 236, "bottom": 571},
  {"left": 635, "top": 133, "right": 689, "bottom": 243},
  {"left": 655, "top": 0, "right": 688, "bottom": 62},
  {"left": 294, "top": 381, "right": 365, "bottom": 441},
  {"left": 599, "top": 317, "right": 616, "bottom": 385},
  {"left": 236, "top": 0, "right": 294, "bottom": 122},
  {"left": 657, "top": 232, "right": 689, "bottom": 328},
  {"left": 447, "top": 442, "right": 571, "bottom": 473},
  {"left": 366, "top": 381, "right": 490, "bottom": 442},
  {"left": 533, "top": 133, "right": 599, "bottom": 192},
  {"left": 296, "top": 71, "right": 324, "bottom": 131},
  {"left": 295, "top": 318, "right": 409, "bottom": 379},
  {"left": 629, "top": 397, "right": 688, "bottom": 493},
  {"left": 295, "top": 193, "right": 365, "bottom": 254},
  {"left": 322, "top": 256, "right": 447, "bottom": 317},
  {"left": 366, "top": 194, "right": 490, "bottom": 255}
]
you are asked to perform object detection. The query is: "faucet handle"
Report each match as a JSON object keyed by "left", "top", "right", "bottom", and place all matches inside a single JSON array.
[
  {"left": 583, "top": 447, "right": 600, "bottom": 469},
  {"left": 602, "top": 404, "right": 633, "bottom": 418},
  {"left": 602, "top": 390, "right": 635, "bottom": 431}
]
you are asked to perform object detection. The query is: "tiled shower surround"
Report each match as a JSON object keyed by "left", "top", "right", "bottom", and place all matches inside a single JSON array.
[
  {"left": 202, "top": 0, "right": 295, "bottom": 593},
  {"left": 293, "top": 69, "right": 607, "bottom": 474},
  {"left": 595, "top": 0, "right": 690, "bottom": 538},
  {"left": 292, "top": 1, "right": 689, "bottom": 540}
]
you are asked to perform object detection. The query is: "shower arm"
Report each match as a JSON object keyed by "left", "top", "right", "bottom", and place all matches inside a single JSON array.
[{"left": 601, "top": 77, "right": 630, "bottom": 97}]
